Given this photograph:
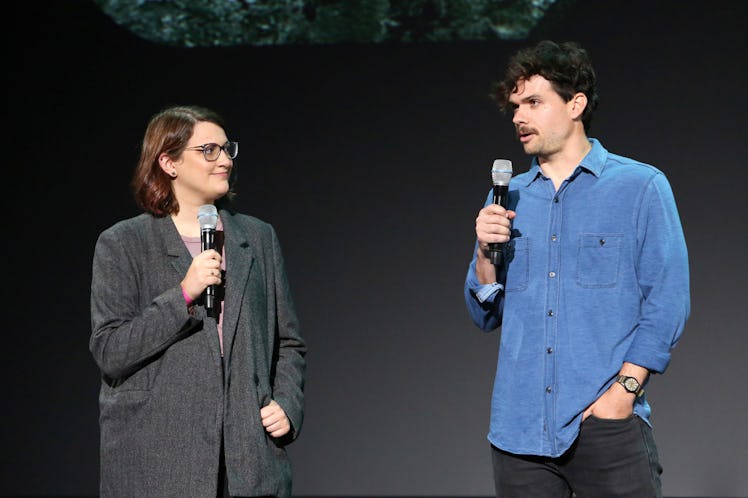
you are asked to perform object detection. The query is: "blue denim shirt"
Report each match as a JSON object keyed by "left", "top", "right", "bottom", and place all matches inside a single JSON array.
[{"left": 464, "top": 139, "right": 690, "bottom": 457}]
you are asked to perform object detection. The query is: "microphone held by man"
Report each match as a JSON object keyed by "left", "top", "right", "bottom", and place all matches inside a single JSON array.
[{"left": 488, "top": 159, "right": 513, "bottom": 266}]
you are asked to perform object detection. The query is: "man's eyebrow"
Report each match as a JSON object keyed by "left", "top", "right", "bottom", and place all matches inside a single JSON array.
[{"left": 509, "top": 93, "right": 542, "bottom": 105}]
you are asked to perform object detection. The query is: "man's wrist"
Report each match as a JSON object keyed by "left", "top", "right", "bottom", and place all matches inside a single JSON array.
[{"left": 616, "top": 374, "right": 644, "bottom": 397}]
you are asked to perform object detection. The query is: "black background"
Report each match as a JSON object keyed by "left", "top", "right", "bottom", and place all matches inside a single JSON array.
[{"left": 4, "top": 1, "right": 747, "bottom": 496}]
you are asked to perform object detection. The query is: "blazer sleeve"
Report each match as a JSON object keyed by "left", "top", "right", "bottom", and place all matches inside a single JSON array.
[
  {"left": 267, "top": 225, "right": 306, "bottom": 440},
  {"left": 89, "top": 222, "right": 199, "bottom": 381}
]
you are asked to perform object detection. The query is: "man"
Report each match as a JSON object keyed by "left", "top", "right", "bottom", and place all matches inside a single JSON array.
[{"left": 464, "top": 40, "right": 689, "bottom": 497}]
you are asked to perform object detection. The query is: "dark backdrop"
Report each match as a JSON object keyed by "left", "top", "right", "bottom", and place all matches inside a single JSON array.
[{"left": 4, "top": 1, "right": 747, "bottom": 496}]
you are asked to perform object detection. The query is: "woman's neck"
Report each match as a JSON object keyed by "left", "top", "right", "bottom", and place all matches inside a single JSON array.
[{"left": 171, "top": 204, "right": 210, "bottom": 237}]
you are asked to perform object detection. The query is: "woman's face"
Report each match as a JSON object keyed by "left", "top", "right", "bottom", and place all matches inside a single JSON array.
[{"left": 170, "top": 121, "right": 234, "bottom": 207}]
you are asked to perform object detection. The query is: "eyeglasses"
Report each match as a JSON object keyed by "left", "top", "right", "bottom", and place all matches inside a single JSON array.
[{"left": 184, "top": 141, "right": 239, "bottom": 161}]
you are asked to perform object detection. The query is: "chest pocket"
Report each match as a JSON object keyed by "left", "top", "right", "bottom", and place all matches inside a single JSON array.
[
  {"left": 504, "top": 237, "right": 529, "bottom": 292},
  {"left": 576, "top": 233, "right": 623, "bottom": 288}
]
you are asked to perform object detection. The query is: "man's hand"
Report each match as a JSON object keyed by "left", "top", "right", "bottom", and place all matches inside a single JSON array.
[
  {"left": 583, "top": 362, "right": 649, "bottom": 421},
  {"left": 582, "top": 383, "right": 636, "bottom": 420},
  {"left": 475, "top": 204, "right": 516, "bottom": 283}
]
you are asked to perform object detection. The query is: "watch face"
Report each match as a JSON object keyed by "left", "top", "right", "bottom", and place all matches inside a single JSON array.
[{"left": 624, "top": 378, "right": 639, "bottom": 392}]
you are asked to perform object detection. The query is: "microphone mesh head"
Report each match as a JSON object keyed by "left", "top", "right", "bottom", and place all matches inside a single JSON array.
[
  {"left": 491, "top": 159, "right": 513, "bottom": 186},
  {"left": 197, "top": 204, "right": 219, "bottom": 229}
]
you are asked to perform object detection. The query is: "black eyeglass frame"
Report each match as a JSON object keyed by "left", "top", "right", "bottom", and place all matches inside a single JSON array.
[{"left": 184, "top": 141, "right": 239, "bottom": 161}]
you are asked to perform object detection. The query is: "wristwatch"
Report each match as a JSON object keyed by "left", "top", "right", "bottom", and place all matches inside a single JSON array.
[{"left": 616, "top": 375, "right": 644, "bottom": 397}]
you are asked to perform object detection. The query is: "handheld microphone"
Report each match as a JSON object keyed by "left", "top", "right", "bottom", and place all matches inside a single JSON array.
[
  {"left": 197, "top": 204, "right": 219, "bottom": 315},
  {"left": 489, "top": 159, "right": 513, "bottom": 266}
]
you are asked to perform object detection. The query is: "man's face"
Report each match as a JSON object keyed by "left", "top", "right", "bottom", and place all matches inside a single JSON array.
[{"left": 509, "top": 75, "right": 575, "bottom": 159}]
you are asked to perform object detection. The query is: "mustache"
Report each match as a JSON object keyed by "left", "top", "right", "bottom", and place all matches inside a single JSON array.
[{"left": 516, "top": 126, "right": 536, "bottom": 137}]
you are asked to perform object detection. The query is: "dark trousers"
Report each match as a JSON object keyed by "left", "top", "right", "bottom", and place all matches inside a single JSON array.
[
  {"left": 217, "top": 449, "right": 229, "bottom": 498},
  {"left": 491, "top": 415, "right": 663, "bottom": 498}
]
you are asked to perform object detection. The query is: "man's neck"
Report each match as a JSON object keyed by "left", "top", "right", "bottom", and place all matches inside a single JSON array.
[{"left": 538, "top": 135, "right": 592, "bottom": 190}]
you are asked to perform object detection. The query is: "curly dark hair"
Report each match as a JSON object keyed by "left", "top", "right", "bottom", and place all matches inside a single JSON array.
[
  {"left": 493, "top": 40, "right": 599, "bottom": 132},
  {"left": 132, "top": 105, "right": 237, "bottom": 217}
]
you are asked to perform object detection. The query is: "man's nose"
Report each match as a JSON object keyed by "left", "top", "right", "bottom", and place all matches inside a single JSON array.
[{"left": 512, "top": 108, "right": 526, "bottom": 125}]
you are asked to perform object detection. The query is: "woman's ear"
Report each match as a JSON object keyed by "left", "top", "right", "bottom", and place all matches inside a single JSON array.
[{"left": 158, "top": 152, "right": 178, "bottom": 178}]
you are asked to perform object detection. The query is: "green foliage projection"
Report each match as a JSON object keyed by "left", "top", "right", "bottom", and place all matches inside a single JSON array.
[{"left": 94, "top": 0, "right": 562, "bottom": 47}]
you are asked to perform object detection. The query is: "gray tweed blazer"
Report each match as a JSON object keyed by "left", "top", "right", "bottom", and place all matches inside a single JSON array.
[{"left": 90, "top": 208, "right": 305, "bottom": 497}]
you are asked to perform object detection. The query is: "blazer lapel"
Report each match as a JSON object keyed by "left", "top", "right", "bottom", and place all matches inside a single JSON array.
[
  {"left": 219, "top": 210, "right": 255, "bottom": 360},
  {"left": 159, "top": 214, "right": 222, "bottom": 356},
  {"left": 157, "top": 215, "right": 194, "bottom": 284}
]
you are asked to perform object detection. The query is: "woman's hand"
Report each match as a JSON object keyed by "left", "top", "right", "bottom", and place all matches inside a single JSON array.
[
  {"left": 260, "top": 399, "right": 291, "bottom": 438},
  {"left": 180, "top": 249, "right": 222, "bottom": 301}
]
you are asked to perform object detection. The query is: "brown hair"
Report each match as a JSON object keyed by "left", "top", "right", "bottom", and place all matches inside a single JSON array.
[
  {"left": 132, "top": 105, "right": 236, "bottom": 216},
  {"left": 493, "top": 40, "right": 599, "bottom": 132}
]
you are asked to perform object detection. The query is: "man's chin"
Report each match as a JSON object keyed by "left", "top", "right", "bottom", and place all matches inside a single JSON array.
[{"left": 521, "top": 144, "right": 538, "bottom": 155}]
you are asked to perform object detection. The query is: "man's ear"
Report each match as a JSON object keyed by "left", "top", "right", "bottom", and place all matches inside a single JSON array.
[{"left": 569, "top": 92, "right": 588, "bottom": 120}]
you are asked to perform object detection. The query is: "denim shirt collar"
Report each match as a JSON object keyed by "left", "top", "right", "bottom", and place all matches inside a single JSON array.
[{"left": 522, "top": 138, "right": 607, "bottom": 186}]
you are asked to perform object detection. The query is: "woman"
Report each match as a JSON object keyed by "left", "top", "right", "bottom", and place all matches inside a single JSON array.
[{"left": 90, "top": 105, "right": 306, "bottom": 497}]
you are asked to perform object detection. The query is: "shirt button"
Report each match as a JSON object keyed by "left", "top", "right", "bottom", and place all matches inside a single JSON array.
[
  {"left": 554, "top": 198, "right": 559, "bottom": 203},
  {"left": 546, "top": 347, "right": 553, "bottom": 354},
  {"left": 547, "top": 310, "right": 554, "bottom": 317},
  {"left": 546, "top": 386, "right": 552, "bottom": 393},
  {"left": 549, "top": 271, "right": 556, "bottom": 278},
  {"left": 551, "top": 234, "right": 558, "bottom": 241}
]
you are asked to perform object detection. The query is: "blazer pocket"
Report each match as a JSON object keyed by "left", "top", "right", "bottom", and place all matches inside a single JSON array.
[{"left": 99, "top": 384, "right": 151, "bottom": 431}]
